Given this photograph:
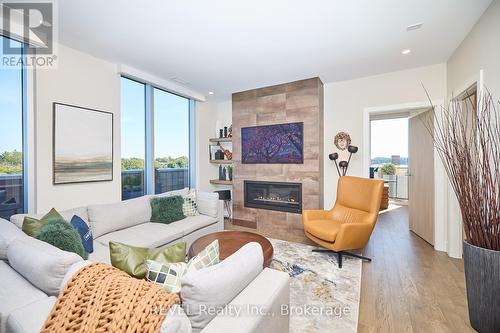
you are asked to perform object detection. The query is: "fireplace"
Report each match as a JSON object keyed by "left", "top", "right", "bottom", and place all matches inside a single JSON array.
[{"left": 244, "top": 180, "right": 302, "bottom": 214}]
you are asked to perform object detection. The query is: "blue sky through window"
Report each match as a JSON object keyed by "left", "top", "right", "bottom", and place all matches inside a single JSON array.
[
  {"left": 370, "top": 118, "right": 408, "bottom": 159},
  {"left": 0, "top": 37, "right": 23, "bottom": 154},
  {"left": 120, "top": 77, "right": 189, "bottom": 160}
]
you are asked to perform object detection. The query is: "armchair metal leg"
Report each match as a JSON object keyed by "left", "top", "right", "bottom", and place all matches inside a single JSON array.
[{"left": 312, "top": 248, "right": 371, "bottom": 269}]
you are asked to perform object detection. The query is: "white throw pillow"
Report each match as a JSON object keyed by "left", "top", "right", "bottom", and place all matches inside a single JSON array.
[
  {"left": 180, "top": 242, "right": 264, "bottom": 330},
  {"left": 0, "top": 218, "right": 26, "bottom": 260},
  {"left": 7, "top": 237, "right": 82, "bottom": 296},
  {"left": 196, "top": 192, "right": 219, "bottom": 218}
]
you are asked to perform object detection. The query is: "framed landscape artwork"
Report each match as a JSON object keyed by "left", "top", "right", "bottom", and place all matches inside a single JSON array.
[
  {"left": 241, "top": 122, "right": 304, "bottom": 164},
  {"left": 53, "top": 103, "right": 113, "bottom": 184}
]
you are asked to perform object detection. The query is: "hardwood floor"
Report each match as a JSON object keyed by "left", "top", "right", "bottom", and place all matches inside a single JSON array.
[{"left": 225, "top": 204, "right": 475, "bottom": 332}]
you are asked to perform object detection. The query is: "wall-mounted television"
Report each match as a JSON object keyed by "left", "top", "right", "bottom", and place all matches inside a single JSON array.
[{"left": 241, "top": 122, "right": 304, "bottom": 164}]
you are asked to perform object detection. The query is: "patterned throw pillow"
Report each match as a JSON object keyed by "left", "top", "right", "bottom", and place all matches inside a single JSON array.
[
  {"left": 183, "top": 192, "right": 199, "bottom": 217},
  {"left": 145, "top": 260, "right": 187, "bottom": 293},
  {"left": 186, "top": 239, "right": 219, "bottom": 273},
  {"left": 145, "top": 240, "right": 219, "bottom": 293}
]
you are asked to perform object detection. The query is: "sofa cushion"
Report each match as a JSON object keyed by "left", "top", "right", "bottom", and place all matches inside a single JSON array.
[
  {"left": 180, "top": 242, "right": 264, "bottom": 330},
  {"left": 95, "top": 222, "right": 184, "bottom": 249},
  {"left": 5, "top": 296, "right": 56, "bottom": 333},
  {"left": 87, "top": 195, "right": 152, "bottom": 238},
  {"left": 7, "top": 237, "right": 82, "bottom": 296},
  {"left": 0, "top": 218, "right": 25, "bottom": 260},
  {"left": 196, "top": 192, "right": 219, "bottom": 218},
  {"left": 172, "top": 215, "right": 218, "bottom": 235},
  {"left": 0, "top": 261, "right": 48, "bottom": 333},
  {"left": 201, "top": 268, "right": 290, "bottom": 333},
  {"left": 10, "top": 206, "right": 89, "bottom": 229},
  {"left": 160, "top": 304, "right": 193, "bottom": 333},
  {"left": 88, "top": 242, "right": 111, "bottom": 264},
  {"left": 60, "top": 260, "right": 93, "bottom": 291},
  {"left": 155, "top": 188, "right": 189, "bottom": 198}
]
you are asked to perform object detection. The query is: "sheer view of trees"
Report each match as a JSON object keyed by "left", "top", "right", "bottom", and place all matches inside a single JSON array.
[
  {"left": 0, "top": 150, "right": 22, "bottom": 174},
  {"left": 121, "top": 156, "right": 188, "bottom": 170}
]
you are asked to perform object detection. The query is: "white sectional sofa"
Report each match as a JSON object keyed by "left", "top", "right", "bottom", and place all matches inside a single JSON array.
[
  {"left": 0, "top": 189, "right": 290, "bottom": 333},
  {"left": 9, "top": 188, "right": 224, "bottom": 264}
]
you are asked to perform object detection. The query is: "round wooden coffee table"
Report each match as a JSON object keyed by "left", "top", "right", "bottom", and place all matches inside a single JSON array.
[{"left": 188, "top": 231, "right": 274, "bottom": 267}]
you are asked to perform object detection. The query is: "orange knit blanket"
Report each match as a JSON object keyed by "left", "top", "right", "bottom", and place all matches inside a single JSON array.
[{"left": 41, "top": 263, "right": 180, "bottom": 333}]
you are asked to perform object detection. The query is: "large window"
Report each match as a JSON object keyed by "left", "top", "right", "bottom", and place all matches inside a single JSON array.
[
  {"left": 154, "top": 88, "right": 190, "bottom": 194},
  {"left": 120, "top": 77, "right": 193, "bottom": 200},
  {"left": 0, "top": 36, "right": 26, "bottom": 219},
  {"left": 120, "top": 78, "right": 146, "bottom": 200}
]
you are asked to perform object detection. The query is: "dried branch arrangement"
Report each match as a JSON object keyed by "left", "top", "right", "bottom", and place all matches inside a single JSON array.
[{"left": 427, "top": 90, "right": 499, "bottom": 250}]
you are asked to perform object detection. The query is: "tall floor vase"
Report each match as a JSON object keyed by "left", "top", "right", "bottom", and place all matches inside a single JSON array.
[{"left": 463, "top": 241, "right": 500, "bottom": 333}]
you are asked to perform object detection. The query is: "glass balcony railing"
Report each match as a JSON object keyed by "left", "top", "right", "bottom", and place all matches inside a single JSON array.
[
  {"left": 122, "top": 168, "right": 189, "bottom": 200},
  {"left": 370, "top": 166, "right": 409, "bottom": 200},
  {"left": 0, "top": 174, "right": 24, "bottom": 220}
]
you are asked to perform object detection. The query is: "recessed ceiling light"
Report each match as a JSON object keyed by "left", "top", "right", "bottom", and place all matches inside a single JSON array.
[
  {"left": 208, "top": 91, "right": 214, "bottom": 95},
  {"left": 407, "top": 23, "right": 423, "bottom": 32},
  {"left": 401, "top": 49, "right": 411, "bottom": 55}
]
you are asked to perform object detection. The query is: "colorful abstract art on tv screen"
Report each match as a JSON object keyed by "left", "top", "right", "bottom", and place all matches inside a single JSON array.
[{"left": 241, "top": 122, "right": 304, "bottom": 164}]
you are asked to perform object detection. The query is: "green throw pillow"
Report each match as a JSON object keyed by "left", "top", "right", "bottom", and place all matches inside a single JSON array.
[
  {"left": 150, "top": 196, "right": 186, "bottom": 224},
  {"left": 22, "top": 208, "right": 66, "bottom": 237},
  {"left": 109, "top": 241, "right": 186, "bottom": 279},
  {"left": 35, "top": 219, "right": 88, "bottom": 259}
]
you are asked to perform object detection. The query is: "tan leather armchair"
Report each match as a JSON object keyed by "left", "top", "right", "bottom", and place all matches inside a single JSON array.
[{"left": 303, "top": 176, "right": 383, "bottom": 268}]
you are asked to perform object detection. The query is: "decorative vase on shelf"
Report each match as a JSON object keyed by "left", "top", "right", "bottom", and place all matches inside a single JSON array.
[
  {"left": 218, "top": 165, "right": 224, "bottom": 180},
  {"left": 227, "top": 166, "right": 233, "bottom": 181},
  {"left": 214, "top": 149, "right": 224, "bottom": 160}
]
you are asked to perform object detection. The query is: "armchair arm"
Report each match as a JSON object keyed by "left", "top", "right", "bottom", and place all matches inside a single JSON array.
[{"left": 334, "top": 222, "right": 374, "bottom": 251}]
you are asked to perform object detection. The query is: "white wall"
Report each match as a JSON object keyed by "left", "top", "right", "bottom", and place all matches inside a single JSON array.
[
  {"left": 195, "top": 99, "right": 232, "bottom": 192},
  {"left": 443, "top": 0, "right": 500, "bottom": 257},
  {"left": 32, "top": 44, "right": 121, "bottom": 213},
  {"left": 447, "top": 0, "right": 500, "bottom": 97},
  {"left": 323, "top": 64, "right": 447, "bottom": 207}
]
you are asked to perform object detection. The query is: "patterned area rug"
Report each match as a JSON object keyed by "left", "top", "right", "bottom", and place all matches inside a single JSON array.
[{"left": 269, "top": 238, "right": 362, "bottom": 333}]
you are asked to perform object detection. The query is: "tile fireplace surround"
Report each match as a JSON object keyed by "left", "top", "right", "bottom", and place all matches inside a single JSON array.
[{"left": 232, "top": 77, "right": 324, "bottom": 240}]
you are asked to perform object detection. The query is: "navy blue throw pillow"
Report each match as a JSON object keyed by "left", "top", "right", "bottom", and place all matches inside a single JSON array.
[{"left": 70, "top": 215, "right": 93, "bottom": 253}]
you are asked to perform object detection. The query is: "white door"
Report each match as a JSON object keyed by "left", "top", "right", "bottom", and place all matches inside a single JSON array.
[{"left": 408, "top": 110, "right": 434, "bottom": 245}]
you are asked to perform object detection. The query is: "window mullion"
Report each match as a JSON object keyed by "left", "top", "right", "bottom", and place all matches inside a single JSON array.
[{"left": 145, "top": 84, "right": 155, "bottom": 195}]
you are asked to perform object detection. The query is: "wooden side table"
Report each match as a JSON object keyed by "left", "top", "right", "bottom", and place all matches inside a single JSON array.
[{"left": 188, "top": 231, "right": 274, "bottom": 267}]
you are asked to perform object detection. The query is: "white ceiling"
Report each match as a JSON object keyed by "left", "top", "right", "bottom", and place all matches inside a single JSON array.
[{"left": 58, "top": 0, "right": 491, "bottom": 101}]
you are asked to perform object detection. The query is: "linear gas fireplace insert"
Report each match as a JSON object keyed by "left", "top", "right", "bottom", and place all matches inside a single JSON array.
[{"left": 244, "top": 180, "right": 302, "bottom": 214}]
